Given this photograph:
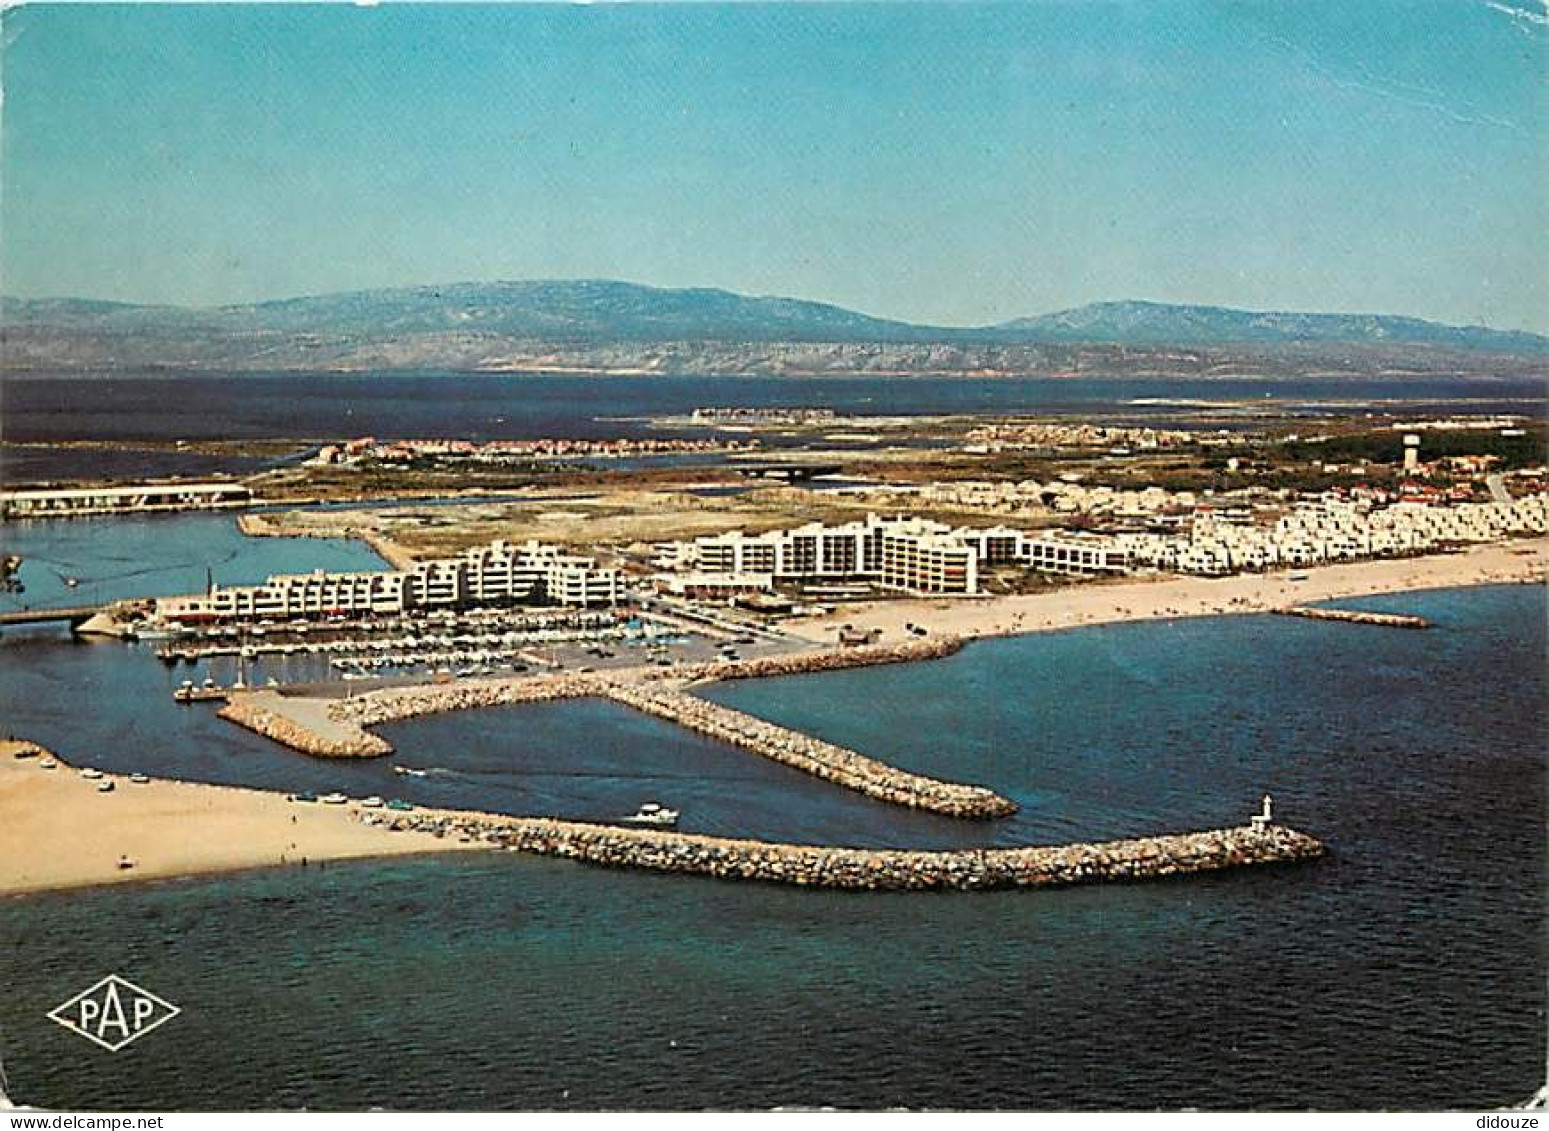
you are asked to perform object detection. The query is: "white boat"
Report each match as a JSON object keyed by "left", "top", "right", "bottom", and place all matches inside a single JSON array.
[
  {"left": 129, "top": 773, "right": 150, "bottom": 784},
  {"left": 359, "top": 796, "right": 384, "bottom": 809},
  {"left": 621, "top": 802, "right": 679, "bottom": 828},
  {"left": 393, "top": 766, "right": 428, "bottom": 778},
  {"left": 38, "top": 759, "right": 57, "bottom": 770},
  {"left": 320, "top": 792, "right": 349, "bottom": 805},
  {"left": 79, "top": 767, "right": 103, "bottom": 780}
]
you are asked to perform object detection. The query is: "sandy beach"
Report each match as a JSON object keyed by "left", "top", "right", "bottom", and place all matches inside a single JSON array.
[
  {"left": 0, "top": 741, "right": 473, "bottom": 897},
  {"left": 786, "top": 537, "right": 1549, "bottom": 644}
]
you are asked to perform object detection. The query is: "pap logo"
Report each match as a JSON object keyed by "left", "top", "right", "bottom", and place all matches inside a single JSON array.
[{"left": 47, "top": 975, "right": 180, "bottom": 1052}]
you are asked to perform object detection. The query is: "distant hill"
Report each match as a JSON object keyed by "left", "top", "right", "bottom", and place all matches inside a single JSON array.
[
  {"left": 4, "top": 280, "right": 941, "bottom": 344},
  {"left": 3, "top": 281, "right": 1544, "bottom": 376},
  {"left": 994, "top": 299, "right": 1548, "bottom": 353}
]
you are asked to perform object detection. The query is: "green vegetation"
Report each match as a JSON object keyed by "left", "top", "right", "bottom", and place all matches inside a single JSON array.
[{"left": 1277, "top": 427, "right": 1547, "bottom": 470}]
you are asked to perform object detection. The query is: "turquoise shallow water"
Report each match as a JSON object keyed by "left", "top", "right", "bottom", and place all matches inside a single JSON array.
[{"left": 1, "top": 584, "right": 1544, "bottom": 1110}]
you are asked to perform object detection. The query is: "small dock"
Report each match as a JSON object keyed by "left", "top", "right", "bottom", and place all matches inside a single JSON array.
[
  {"left": 173, "top": 684, "right": 233, "bottom": 704},
  {"left": 1275, "top": 606, "right": 1431, "bottom": 630}
]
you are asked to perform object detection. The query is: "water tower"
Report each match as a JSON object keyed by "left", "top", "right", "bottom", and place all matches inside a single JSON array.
[{"left": 1402, "top": 433, "right": 1421, "bottom": 473}]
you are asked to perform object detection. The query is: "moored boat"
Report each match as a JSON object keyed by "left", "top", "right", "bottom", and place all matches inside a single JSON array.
[{"left": 620, "top": 802, "right": 679, "bottom": 829}]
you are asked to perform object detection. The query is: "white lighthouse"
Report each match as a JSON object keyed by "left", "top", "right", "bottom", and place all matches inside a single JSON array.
[{"left": 1402, "top": 433, "right": 1421, "bottom": 473}]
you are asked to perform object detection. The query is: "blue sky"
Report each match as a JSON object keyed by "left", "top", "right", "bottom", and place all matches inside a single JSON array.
[{"left": 2, "top": 1, "right": 1545, "bottom": 330}]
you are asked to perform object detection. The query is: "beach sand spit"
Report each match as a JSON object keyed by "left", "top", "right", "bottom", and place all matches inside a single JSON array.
[{"left": 0, "top": 741, "right": 474, "bottom": 897}]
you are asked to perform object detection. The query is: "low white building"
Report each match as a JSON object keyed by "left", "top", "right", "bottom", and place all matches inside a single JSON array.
[{"left": 158, "top": 539, "right": 620, "bottom": 623}]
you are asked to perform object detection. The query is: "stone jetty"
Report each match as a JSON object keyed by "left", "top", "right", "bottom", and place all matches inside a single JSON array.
[
  {"left": 605, "top": 682, "right": 1014, "bottom": 818},
  {"left": 219, "top": 694, "right": 392, "bottom": 758},
  {"left": 370, "top": 807, "right": 1325, "bottom": 891},
  {"left": 328, "top": 670, "right": 605, "bottom": 731},
  {"left": 216, "top": 637, "right": 1015, "bottom": 818},
  {"left": 1276, "top": 606, "right": 1431, "bottom": 629},
  {"left": 663, "top": 636, "right": 966, "bottom": 685}
]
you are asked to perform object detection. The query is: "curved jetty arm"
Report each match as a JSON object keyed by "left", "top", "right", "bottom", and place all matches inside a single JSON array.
[
  {"left": 372, "top": 808, "right": 1326, "bottom": 892},
  {"left": 218, "top": 637, "right": 1017, "bottom": 819}
]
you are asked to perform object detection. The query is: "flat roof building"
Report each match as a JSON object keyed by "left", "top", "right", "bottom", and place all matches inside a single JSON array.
[{"left": 157, "top": 539, "right": 619, "bottom": 623}]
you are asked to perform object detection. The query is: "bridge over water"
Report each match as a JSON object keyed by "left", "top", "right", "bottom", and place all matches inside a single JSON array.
[
  {"left": 731, "top": 462, "right": 843, "bottom": 482},
  {"left": 0, "top": 605, "right": 109, "bottom": 629}
]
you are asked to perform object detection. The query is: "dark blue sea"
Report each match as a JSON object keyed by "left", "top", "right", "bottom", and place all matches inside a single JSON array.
[{"left": 1, "top": 572, "right": 1544, "bottom": 1110}]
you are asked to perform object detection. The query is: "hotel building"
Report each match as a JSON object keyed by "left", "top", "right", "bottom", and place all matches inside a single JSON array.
[
  {"left": 660, "top": 515, "right": 1030, "bottom": 595},
  {"left": 158, "top": 539, "right": 620, "bottom": 623}
]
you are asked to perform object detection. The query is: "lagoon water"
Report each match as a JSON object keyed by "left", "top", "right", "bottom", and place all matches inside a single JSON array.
[
  {"left": 0, "top": 511, "right": 388, "bottom": 612},
  {"left": 6, "top": 371, "right": 1544, "bottom": 446},
  {"left": 1, "top": 572, "right": 1544, "bottom": 1110}
]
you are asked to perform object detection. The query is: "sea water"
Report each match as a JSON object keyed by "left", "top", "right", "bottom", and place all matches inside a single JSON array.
[{"left": 1, "top": 584, "right": 1542, "bottom": 1110}]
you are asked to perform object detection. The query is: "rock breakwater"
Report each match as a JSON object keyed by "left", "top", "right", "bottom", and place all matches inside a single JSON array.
[
  {"left": 1275, "top": 606, "right": 1431, "bottom": 629},
  {"left": 219, "top": 696, "right": 391, "bottom": 758},
  {"left": 606, "top": 682, "right": 1015, "bottom": 818},
  {"left": 374, "top": 808, "right": 1324, "bottom": 891},
  {"left": 665, "top": 636, "right": 965, "bottom": 685},
  {"left": 218, "top": 641, "right": 1016, "bottom": 817}
]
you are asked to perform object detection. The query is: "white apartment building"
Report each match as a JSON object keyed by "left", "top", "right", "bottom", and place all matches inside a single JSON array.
[
  {"left": 1021, "top": 534, "right": 1131, "bottom": 576},
  {"left": 661, "top": 514, "right": 989, "bottom": 595},
  {"left": 1111, "top": 494, "right": 1548, "bottom": 576},
  {"left": 158, "top": 539, "right": 619, "bottom": 623}
]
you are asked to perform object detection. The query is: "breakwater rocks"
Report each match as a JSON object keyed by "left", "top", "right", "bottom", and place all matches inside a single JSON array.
[
  {"left": 607, "top": 682, "right": 1015, "bottom": 819},
  {"left": 330, "top": 672, "right": 603, "bottom": 730},
  {"left": 220, "top": 638, "right": 1004, "bottom": 815},
  {"left": 218, "top": 696, "right": 391, "bottom": 758},
  {"left": 1276, "top": 606, "right": 1431, "bottom": 629},
  {"left": 378, "top": 810, "right": 1325, "bottom": 891},
  {"left": 666, "top": 636, "right": 965, "bottom": 684},
  {"left": 321, "top": 667, "right": 1015, "bottom": 818}
]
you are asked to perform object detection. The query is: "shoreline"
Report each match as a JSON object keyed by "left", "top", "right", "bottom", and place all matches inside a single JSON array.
[
  {"left": 0, "top": 741, "right": 479, "bottom": 898},
  {"left": 0, "top": 740, "right": 1321, "bottom": 898},
  {"left": 236, "top": 511, "right": 420, "bottom": 569},
  {"left": 784, "top": 537, "right": 1549, "bottom": 645},
  {"left": 5, "top": 542, "right": 1540, "bottom": 899}
]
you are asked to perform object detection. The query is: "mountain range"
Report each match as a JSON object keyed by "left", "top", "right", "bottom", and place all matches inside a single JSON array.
[{"left": 3, "top": 280, "right": 1544, "bottom": 377}]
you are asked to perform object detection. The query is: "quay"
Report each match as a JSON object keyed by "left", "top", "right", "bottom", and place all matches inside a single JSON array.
[
  {"left": 1275, "top": 606, "right": 1432, "bottom": 629},
  {"left": 372, "top": 807, "right": 1325, "bottom": 891}
]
